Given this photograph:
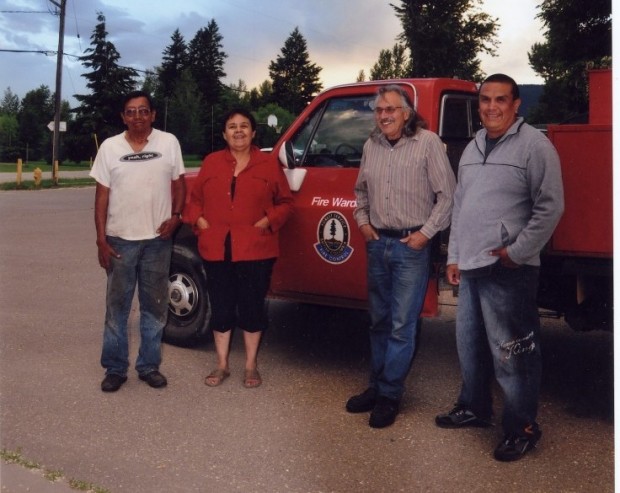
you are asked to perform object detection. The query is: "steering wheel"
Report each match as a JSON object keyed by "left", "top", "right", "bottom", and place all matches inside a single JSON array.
[{"left": 334, "top": 143, "right": 359, "bottom": 156}]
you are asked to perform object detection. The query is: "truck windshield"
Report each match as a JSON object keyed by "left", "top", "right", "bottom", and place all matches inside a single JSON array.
[{"left": 291, "top": 95, "right": 375, "bottom": 168}]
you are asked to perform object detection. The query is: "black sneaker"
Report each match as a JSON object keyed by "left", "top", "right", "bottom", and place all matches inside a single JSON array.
[
  {"left": 101, "top": 373, "right": 127, "bottom": 392},
  {"left": 494, "top": 425, "right": 542, "bottom": 462},
  {"left": 369, "top": 396, "right": 400, "bottom": 428},
  {"left": 346, "top": 388, "right": 377, "bottom": 413},
  {"left": 139, "top": 370, "right": 167, "bottom": 388},
  {"left": 435, "top": 405, "right": 492, "bottom": 428}
]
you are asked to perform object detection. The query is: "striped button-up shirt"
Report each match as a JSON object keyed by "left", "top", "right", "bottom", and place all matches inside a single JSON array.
[{"left": 353, "top": 128, "right": 456, "bottom": 240}]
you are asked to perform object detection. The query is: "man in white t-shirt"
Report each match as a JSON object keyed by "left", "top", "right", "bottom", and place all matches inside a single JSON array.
[{"left": 90, "top": 90, "right": 186, "bottom": 392}]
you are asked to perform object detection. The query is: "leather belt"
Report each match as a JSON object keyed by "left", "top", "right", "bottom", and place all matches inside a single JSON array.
[{"left": 376, "top": 226, "right": 422, "bottom": 238}]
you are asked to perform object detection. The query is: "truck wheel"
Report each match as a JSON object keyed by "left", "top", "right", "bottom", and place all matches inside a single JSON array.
[{"left": 164, "top": 247, "right": 211, "bottom": 346}]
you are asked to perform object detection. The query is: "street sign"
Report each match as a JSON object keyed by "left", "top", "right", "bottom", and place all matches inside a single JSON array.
[{"left": 47, "top": 121, "right": 67, "bottom": 132}]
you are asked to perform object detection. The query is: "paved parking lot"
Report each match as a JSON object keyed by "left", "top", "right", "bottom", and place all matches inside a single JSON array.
[{"left": 0, "top": 188, "right": 614, "bottom": 492}]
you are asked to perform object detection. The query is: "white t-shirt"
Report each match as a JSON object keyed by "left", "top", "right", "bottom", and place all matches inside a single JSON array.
[{"left": 90, "top": 128, "right": 186, "bottom": 240}]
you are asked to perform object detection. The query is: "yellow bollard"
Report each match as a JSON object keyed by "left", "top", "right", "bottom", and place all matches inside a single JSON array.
[
  {"left": 16, "top": 158, "right": 22, "bottom": 186},
  {"left": 33, "top": 167, "right": 42, "bottom": 189}
]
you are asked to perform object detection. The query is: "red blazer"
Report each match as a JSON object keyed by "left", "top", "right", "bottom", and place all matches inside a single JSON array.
[{"left": 184, "top": 146, "right": 294, "bottom": 261}]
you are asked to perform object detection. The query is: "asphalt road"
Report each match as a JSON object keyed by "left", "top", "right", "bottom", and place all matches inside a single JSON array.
[{"left": 0, "top": 187, "right": 614, "bottom": 493}]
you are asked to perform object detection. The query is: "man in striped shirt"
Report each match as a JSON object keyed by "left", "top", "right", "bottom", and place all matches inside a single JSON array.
[{"left": 346, "top": 85, "right": 456, "bottom": 428}]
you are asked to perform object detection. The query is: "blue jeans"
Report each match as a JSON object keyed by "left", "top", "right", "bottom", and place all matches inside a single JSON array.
[
  {"left": 455, "top": 263, "right": 542, "bottom": 434},
  {"left": 366, "top": 237, "right": 430, "bottom": 401},
  {"left": 101, "top": 236, "right": 172, "bottom": 377}
]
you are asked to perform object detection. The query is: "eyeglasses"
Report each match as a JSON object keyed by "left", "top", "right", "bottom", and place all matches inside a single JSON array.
[
  {"left": 374, "top": 106, "right": 403, "bottom": 115},
  {"left": 123, "top": 107, "right": 151, "bottom": 117}
]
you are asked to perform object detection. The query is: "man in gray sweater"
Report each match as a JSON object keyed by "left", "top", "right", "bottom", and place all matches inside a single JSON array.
[{"left": 435, "top": 74, "right": 564, "bottom": 461}]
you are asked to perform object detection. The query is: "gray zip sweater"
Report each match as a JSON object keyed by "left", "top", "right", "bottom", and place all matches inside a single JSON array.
[{"left": 447, "top": 117, "right": 564, "bottom": 270}]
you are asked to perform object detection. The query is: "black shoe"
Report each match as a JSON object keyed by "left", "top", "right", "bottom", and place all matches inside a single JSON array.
[
  {"left": 494, "top": 425, "right": 542, "bottom": 462},
  {"left": 101, "top": 374, "right": 127, "bottom": 392},
  {"left": 369, "top": 396, "right": 400, "bottom": 428},
  {"left": 139, "top": 370, "right": 167, "bottom": 388},
  {"left": 346, "top": 388, "right": 377, "bottom": 413},
  {"left": 435, "top": 405, "right": 492, "bottom": 428}
]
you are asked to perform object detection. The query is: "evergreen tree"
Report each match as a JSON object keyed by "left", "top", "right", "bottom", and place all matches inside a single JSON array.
[
  {"left": 391, "top": 0, "right": 498, "bottom": 80},
  {"left": 528, "top": 0, "right": 611, "bottom": 123},
  {"left": 188, "top": 20, "right": 227, "bottom": 106},
  {"left": 370, "top": 44, "right": 411, "bottom": 80},
  {"left": 68, "top": 12, "right": 138, "bottom": 161},
  {"left": 1, "top": 88, "right": 20, "bottom": 115},
  {"left": 187, "top": 19, "right": 227, "bottom": 154},
  {"left": 159, "top": 29, "right": 189, "bottom": 101},
  {"left": 269, "top": 27, "right": 323, "bottom": 115}
]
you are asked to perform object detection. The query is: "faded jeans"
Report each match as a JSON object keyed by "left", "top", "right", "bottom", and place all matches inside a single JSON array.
[
  {"left": 455, "top": 263, "right": 542, "bottom": 434},
  {"left": 101, "top": 236, "right": 171, "bottom": 377},
  {"left": 366, "top": 237, "right": 430, "bottom": 401}
]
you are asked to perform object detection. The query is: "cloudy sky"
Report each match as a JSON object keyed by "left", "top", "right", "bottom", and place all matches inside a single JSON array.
[{"left": 1, "top": 0, "right": 547, "bottom": 106}]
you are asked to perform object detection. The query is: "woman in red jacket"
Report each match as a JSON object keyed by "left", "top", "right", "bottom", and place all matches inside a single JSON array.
[{"left": 185, "top": 108, "right": 293, "bottom": 388}]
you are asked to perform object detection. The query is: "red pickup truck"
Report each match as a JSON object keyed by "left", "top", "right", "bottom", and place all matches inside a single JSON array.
[
  {"left": 166, "top": 71, "right": 614, "bottom": 345},
  {"left": 165, "top": 78, "right": 481, "bottom": 345}
]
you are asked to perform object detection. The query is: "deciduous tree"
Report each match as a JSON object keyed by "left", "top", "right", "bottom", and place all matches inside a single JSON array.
[
  {"left": 252, "top": 103, "right": 295, "bottom": 149},
  {"left": 391, "top": 0, "right": 498, "bottom": 80},
  {"left": 528, "top": 0, "right": 611, "bottom": 123},
  {"left": 0, "top": 114, "right": 19, "bottom": 161},
  {"left": 166, "top": 70, "right": 204, "bottom": 154},
  {"left": 370, "top": 44, "right": 411, "bottom": 80},
  {"left": 18, "top": 86, "right": 54, "bottom": 161}
]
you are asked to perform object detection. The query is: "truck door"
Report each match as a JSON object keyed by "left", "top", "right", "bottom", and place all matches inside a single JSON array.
[
  {"left": 271, "top": 91, "right": 439, "bottom": 315},
  {"left": 271, "top": 94, "right": 374, "bottom": 309}
]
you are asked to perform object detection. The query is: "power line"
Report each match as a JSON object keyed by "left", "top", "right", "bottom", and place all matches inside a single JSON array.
[
  {"left": 0, "top": 49, "right": 151, "bottom": 75},
  {"left": 0, "top": 10, "right": 50, "bottom": 14},
  {"left": 0, "top": 49, "right": 55, "bottom": 55}
]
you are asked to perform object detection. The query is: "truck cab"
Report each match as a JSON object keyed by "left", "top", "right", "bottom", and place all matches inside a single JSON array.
[{"left": 166, "top": 78, "right": 480, "bottom": 345}]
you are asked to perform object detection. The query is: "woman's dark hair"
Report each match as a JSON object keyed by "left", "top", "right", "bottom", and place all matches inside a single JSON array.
[
  {"left": 480, "top": 73, "right": 520, "bottom": 100},
  {"left": 122, "top": 90, "right": 155, "bottom": 111},
  {"left": 222, "top": 108, "right": 257, "bottom": 133},
  {"left": 371, "top": 84, "right": 426, "bottom": 138}
]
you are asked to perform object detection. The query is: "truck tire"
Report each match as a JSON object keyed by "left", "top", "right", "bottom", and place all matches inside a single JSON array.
[{"left": 164, "top": 246, "right": 211, "bottom": 346}]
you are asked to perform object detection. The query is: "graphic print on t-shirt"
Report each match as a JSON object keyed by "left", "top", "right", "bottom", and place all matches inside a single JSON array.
[{"left": 120, "top": 152, "right": 162, "bottom": 162}]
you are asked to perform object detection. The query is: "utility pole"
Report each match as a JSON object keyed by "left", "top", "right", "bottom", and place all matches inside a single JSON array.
[{"left": 49, "top": 0, "right": 66, "bottom": 185}]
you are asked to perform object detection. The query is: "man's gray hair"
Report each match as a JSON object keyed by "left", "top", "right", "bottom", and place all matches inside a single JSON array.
[{"left": 371, "top": 84, "right": 425, "bottom": 138}]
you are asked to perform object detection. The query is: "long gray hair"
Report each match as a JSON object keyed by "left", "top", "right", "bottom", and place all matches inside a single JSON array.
[{"left": 371, "top": 84, "right": 426, "bottom": 138}]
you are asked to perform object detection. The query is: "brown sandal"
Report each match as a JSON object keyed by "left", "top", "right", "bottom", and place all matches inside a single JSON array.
[
  {"left": 204, "top": 368, "right": 230, "bottom": 387},
  {"left": 243, "top": 368, "right": 262, "bottom": 388}
]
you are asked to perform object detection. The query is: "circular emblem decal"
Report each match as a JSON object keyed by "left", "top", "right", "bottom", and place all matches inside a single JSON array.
[{"left": 314, "top": 211, "right": 354, "bottom": 264}]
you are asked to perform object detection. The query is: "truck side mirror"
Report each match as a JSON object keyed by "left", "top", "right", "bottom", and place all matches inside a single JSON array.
[
  {"left": 278, "top": 140, "right": 306, "bottom": 192},
  {"left": 278, "top": 141, "right": 296, "bottom": 169},
  {"left": 283, "top": 168, "right": 307, "bottom": 192}
]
